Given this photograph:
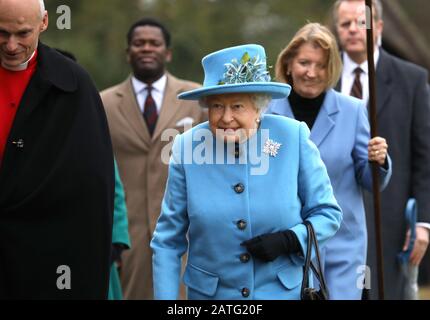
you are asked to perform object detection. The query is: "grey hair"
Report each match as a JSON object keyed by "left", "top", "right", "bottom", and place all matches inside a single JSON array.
[
  {"left": 251, "top": 93, "right": 272, "bottom": 114},
  {"left": 38, "top": 0, "right": 46, "bottom": 19},
  {"left": 199, "top": 93, "right": 272, "bottom": 114},
  {"left": 333, "top": 0, "right": 383, "bottom": 24}
]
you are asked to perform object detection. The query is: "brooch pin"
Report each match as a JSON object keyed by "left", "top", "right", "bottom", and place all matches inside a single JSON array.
[{"left": 263, "top": 139, "right": 282, "bottom": 157}]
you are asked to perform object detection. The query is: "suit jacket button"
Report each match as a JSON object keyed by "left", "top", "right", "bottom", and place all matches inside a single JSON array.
[
  {"left": 242, "top": 287, "right": 250, "bottom": 298},
  {"left": 234, "top": 183, "right": 245, "bottom": 194},
  {"left": 237, "top": 220, "right": 247, "bottom": 230},
  {"left": 240, "top": 253, "right": 250, "bottom": 263}
]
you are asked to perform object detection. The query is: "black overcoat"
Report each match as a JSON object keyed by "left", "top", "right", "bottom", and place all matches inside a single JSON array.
[{"left": 0, "top": 43, "right": 114, "bottom": 299}]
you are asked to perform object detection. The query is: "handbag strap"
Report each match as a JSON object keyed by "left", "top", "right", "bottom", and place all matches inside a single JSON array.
[{"left": 300, "top": 220, "right": 329, "bottom": 298}]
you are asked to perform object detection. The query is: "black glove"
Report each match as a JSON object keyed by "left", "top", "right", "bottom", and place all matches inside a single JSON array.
[{"left": 241, "top": 230, "right": 301, "bottom": 262}]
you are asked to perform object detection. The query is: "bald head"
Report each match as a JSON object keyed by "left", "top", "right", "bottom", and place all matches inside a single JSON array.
[
  {"left": 0, "top": 0, "right": 49, "bottom": 68},
  {"left": 0, "top": 0, "right": 46, "bottom": 21},
  {"left": 38, "top": 0, "right": 46, "bottom": 19}
]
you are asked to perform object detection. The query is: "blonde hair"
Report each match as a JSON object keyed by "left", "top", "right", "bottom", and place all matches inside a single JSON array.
[{"left": 275, "top": 23, "right": 342, "bottom": 90}]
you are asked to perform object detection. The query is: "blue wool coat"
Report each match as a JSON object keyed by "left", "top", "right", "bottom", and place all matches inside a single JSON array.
[
  {"left": 267, "top": 89, "right": 392, "bottom": 299},
  {"left": 151, "top": 114, "right": 342, "bottom": 300}
]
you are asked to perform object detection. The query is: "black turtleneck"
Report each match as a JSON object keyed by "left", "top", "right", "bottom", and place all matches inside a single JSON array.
[{"left": 288, "top": 90, "right": 326, "bottom": 130}]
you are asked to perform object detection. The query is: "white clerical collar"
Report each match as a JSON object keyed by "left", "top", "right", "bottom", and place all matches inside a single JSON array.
[
  {"left": 1, "top": 50, "right": 37, "bottom": 72},
  {"left": 343, "top": 47, "right": 380, "bottom": 76},
  {"left": 131, "top": 74, "right": 167, "bottom": 95}
]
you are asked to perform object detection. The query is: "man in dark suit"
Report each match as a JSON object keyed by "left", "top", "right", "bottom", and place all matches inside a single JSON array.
[
  {"left": 0, "top": 0, "right": 113, "bottom": 298},
  {"left": 333, "top": 0, "right": 430, "bottom": 299}
]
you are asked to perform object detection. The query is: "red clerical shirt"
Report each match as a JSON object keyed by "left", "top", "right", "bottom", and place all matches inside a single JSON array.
[{"left": 0, "top": 51, "right": 38, "bottom": 165}]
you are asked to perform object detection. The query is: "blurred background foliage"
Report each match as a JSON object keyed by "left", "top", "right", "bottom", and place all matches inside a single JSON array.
[
  {"left": 42, "top": 0, "right": 430, "bottom": 90},
  {"left": 41, "top": 0, "right": 340, "bottom": 90}
]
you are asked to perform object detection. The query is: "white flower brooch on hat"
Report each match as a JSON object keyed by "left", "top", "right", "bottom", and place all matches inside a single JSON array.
[
  {"left": 263, "top": 139, "right": 282, "bottom": 157},
  {"left": 218, "top": 52, "right": 271, "bottom": 85}
]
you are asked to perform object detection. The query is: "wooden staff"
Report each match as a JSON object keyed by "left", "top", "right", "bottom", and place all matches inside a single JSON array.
[{"left": 365, "top": 0, "right": 385, "bottom": 300}]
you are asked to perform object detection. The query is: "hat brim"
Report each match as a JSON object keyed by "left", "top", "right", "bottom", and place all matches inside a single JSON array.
[{"left": 177, "top": 82, "right": 291, "bottom": 100}]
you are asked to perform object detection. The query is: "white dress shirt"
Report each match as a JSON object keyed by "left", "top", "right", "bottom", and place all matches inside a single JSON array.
[
  {"left": 131, "top": 74, "right": 167, "bottom": 114},
  {"left": 341, "top": 48, "right": 380, "bottom": 104}
]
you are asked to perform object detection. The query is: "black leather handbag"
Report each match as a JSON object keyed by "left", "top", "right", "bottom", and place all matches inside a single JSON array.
[{"left": 300, "top": 221, "right": 329, "bottom": 300}]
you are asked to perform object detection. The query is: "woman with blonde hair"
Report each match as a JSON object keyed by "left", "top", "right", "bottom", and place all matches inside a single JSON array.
[{"left": 267, "top": 23, "right": 392, "bottom": 299}]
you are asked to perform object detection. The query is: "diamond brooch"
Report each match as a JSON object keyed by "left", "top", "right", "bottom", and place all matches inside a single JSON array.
[{"left": 263, "top": 139, "right": 282, "bottom": 157}]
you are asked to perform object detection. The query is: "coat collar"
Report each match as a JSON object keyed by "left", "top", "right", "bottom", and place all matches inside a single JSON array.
[
  {"left": 113, "top": 76, "right": 151, "bottom": 149},
  {"left": 270, "top": 89, "right": 339, "bottom": 147},
  {"left": 152, "top": 73, "right": 188, "bottom": 140},
  {"left": 20, "top": 42, "right": 78, "bottom": 117},
  {"left": 374, "top": 48, "right": 392, "bottom": 115},
  {"left": 36, "top": 42, "right": 78, "bottom": 92},
  {"left": 310, "top": 89, "right": 339, "bottom": 146},
  {"left": 112, "top": 72, "right": 191, "bottom": 144}
]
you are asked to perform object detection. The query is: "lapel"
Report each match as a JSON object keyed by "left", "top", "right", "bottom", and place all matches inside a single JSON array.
[
  {"left": 114, "top": 77, "right": 151, "bottom": 149},
  {"left": 374, "top": 49, "right": 392, "bottom": 116},
  {"left": 334, "top": 51, "right": 343, "bottom": 92},
  {"left": 152, "top": 73, "right": 183, "bottom": 141},
  {"left": 269, "top": 97, "right": 295, "bottom": 118},
  {"left": 310, "top": 90, "right": 338, "bottom": 147},
  {"left": 270, "top": 90, "right": 338, "bottom": 147}
]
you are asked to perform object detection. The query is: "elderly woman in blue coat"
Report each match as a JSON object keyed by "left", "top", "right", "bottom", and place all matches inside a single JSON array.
[
  {"left": 267, "top": 23, "right": 392, "bottom": 299},
  {"left": 150, "top": 44, "right": 342, "bottom": 300}
]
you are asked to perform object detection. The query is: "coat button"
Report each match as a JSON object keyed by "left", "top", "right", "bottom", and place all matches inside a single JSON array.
[
  {"left": 234, "top": 183, "right": 245, "bottom": 194},
  {"left": 242, "top": 287, "right": 250, "bottom": 298},
  {"left": 234, "top": 144, "right": 240, "bottom": 158},
  {"left": 237, "top": 220, "right": 247, "bottom": 230},
  {"left": 240, "top": 253, "right": 250, "bottom": 263},
  {"left": 12, "top": 139, "right": 24, "bottom": 148}
]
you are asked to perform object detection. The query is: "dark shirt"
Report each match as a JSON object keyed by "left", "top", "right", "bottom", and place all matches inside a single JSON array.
[{"left": 288, "top": 89, "right": 326, "bottom": 130}]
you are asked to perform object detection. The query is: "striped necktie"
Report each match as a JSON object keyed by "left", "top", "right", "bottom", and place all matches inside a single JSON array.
[
  {"left": 350, "top": 67, "right": 363, "bottom": 99},
  {"left": 143, "top": 86, "right": 158, "bottom": 136}
]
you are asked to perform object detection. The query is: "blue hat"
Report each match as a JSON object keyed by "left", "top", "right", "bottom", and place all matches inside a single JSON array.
[{"left": 178, "top": 44, "right": 291, "bottom": 100}]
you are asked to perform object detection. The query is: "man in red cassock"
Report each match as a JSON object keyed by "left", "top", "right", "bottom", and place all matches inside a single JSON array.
[{"left": 0, "top": 0, "right": 114, "bottom": 299}]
